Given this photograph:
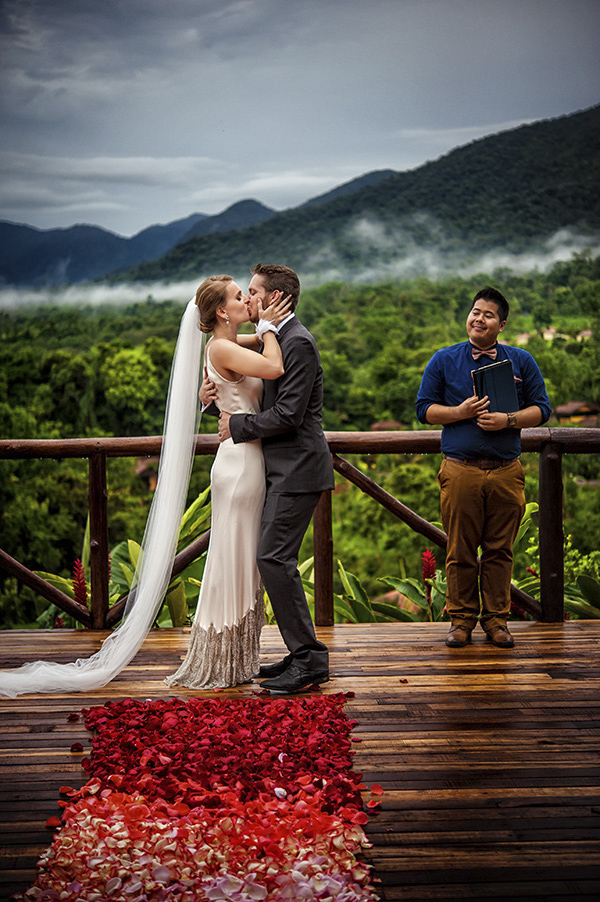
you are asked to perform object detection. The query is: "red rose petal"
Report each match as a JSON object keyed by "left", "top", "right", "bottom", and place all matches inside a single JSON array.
[
  {"left": 351, "top": 810, "right": 369, "bottom": 824},
  {"left": 25, "top": 695, "right": 377, "bottom": 899}
]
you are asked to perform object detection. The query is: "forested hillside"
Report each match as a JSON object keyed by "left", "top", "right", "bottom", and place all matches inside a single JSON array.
[
  {"left": 0, "top": 214, "right": 207, "bottom": 287},
  {"left": 123, "top": 105, "right": 600, "bottom": 283},
  {"left": 1, "top": 254, "right": 599, "bottom": 628},
  {"left": 3, "top": 105, "right": 598, "bottom": 290}
]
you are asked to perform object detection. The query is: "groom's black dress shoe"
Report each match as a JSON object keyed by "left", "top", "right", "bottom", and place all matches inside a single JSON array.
[
  {"left": 257, "top": 654, "right": 293, "bottom": 678},
  {"left": 260, "top": 663, "right": 329, "bottom": 694}
]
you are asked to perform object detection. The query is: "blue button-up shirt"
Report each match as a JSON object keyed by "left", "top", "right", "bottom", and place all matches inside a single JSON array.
[{"left": 415, "top": 341, "right": 551, "bottom": 460}]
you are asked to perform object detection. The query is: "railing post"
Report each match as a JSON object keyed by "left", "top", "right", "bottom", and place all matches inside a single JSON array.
[
  {"left": 88, "top": 451, "right": 110, "bottom": 629},
  {"left": 313, "top": 490, "right": 334, "bottom": 626},
  {"left": 538, "top": 442, "right": 564, "bottom": 622}
]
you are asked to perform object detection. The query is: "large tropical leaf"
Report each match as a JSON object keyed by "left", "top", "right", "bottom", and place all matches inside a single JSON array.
[
  {"left": 178, "top": 555, "right": 207, "bottom": 590},
  {"left": 127, "top": 540, "right": 141, "bottom": 570},
  {"left": 35, "top": 572, "right": 75, "bottom": 599},
  {"left": 430, "top": 583, "right": 448, "bottom": 620},
  {"left": 564, "top": 598, "right": 600, "bottom": 619},
  {"left": 577, "top": 575, "right": 600, "bottom": 608},
  {"left": 371, "top": 600, "right": 419, "bottom": 622},
  {"left": 178, "top": 488, "right": 211, "bottom": 547},
  {"left": 345, "top": 593, "right": 376, "bottom": 622},
  {"left": 338, "top": 560, "right": 370, "bottom": 605},
  {"left": 165, "top": 580, "right": 188, "bottom": 627},
  {"left": 515, "top": 575, "right": 541, "bottom": 596},
  {"left": 514, "top": 502, "right": 539, "bottom": 549},
  {"left": 334, "top": 598, "right": 359, "bottom": 623},
  {"left": 115, "top": 560, "right": 135, "bottom": 590},
  {"left": 379, "top": 576, "right": 428, "bottom": 611},
  {"left": 299, "top": 557, "right": 315, "bottom": 578},
  {"left": 81, "top": 515, "right": 91, "bottom": 571}
]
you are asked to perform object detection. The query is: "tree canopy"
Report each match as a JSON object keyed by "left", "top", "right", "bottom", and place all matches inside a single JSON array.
[{"left": 1, "top": 254, "right": 599, "bottom": 625}]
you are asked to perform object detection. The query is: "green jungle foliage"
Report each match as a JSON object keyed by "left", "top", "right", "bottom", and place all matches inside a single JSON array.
[{"left": 1, "top": 253, "right": 599, "bottom": 627}]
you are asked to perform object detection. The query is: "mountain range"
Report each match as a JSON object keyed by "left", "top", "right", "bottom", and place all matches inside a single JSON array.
[{"left": 1, "top": 104, "right": 599, "bottom": 288}]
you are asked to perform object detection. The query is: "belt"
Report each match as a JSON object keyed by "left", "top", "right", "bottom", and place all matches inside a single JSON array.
[{"left": 444, "top": 456, "right": 517, "bottom": 470}]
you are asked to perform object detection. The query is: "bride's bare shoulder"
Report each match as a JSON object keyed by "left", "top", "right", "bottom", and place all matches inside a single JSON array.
[{"left": 207, "top": 337, "right": 231, "bottom": 360}]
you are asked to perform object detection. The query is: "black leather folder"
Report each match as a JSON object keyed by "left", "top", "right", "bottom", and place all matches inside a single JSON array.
[{"left": 471, "top": 358, "right": 519, "bottom": 413}]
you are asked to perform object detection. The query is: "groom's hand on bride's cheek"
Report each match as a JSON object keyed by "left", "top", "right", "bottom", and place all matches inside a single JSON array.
[{"left": 218, "top": 412, "right": 231, "bottom": 442}]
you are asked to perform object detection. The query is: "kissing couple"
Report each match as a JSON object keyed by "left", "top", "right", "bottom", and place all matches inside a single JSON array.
[
  {"left": 167, "top": 262, "right": 334, "bottom": 694},
  {"left": 0, "top": 263, "right": 333, "bottom": 699}
]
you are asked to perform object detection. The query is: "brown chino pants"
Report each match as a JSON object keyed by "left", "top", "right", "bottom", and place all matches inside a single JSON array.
[{"left": 438, "top": 458, "right": 526, "bottom": 632}]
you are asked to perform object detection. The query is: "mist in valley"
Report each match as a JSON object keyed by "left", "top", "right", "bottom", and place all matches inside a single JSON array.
[{"left": 1, "top": 223, "right": 598, "bottom": 311}]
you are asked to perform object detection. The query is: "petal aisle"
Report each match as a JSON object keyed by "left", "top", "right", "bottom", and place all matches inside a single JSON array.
[{"left": 14, "top": 694, "right": 381, "bottom": 901}]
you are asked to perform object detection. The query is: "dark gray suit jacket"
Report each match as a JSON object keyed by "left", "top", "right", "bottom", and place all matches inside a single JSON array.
[{"left": 230, "top": 316, "right": 334, "bottom": 494}]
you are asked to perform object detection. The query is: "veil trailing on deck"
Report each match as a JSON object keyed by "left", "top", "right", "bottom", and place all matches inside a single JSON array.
[{"left": 0, "top": 298, "right": 205, "bottom": 698}]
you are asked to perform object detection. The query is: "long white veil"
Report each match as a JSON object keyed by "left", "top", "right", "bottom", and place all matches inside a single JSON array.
[{"left": 0, "top": 298, "right": 205, "bottom": 698}]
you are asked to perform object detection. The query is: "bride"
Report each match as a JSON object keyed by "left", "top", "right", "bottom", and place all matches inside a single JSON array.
[
  {"left": 0, "top": 275, "right": 288, "bottom": 698},
  {"left": 166, "top": 275, "right": 288, "bottom": 689}
]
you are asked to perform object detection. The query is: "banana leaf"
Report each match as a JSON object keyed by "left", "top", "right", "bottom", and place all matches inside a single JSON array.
[
  {"left": 334, "top": 598, "right": 359, "bottom": 623},
  {"left": 178, "top": 489, "right": 212, "bottom": 548},
  {"left": 564, "top": 598, "right": 600, "bottom": 619},
  {"left": 370, "top": 600, "right": 419, "bottom": 622},
  {"left": 344, "top": 593, "right": 377, "bottom": 622},
  {"left": 379, "top": 576, "right": 429, "bottom": 611},
  {"left": 34, "top": 572, "right": 75, "bottom": 599},
  {"left": 577, "top": 575, "right": 600, "bottom": 608},
  {"left": 164, "top": 579, "right": 188, "bottom": 627},
  {"left": 338, "top": 560, "right": 370, "bottom": 605},
  {"left": 514, "top": 502, "right": 539, "bottom": 549}
]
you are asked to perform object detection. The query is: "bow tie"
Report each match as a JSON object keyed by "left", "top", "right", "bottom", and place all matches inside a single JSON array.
[{"left": 471, "top": 345, "right": 497, "bottom": 361}]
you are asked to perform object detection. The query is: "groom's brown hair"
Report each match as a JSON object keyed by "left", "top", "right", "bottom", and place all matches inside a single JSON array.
[{"left": 252, "top": 263, "right": 300, "bottom": 311}]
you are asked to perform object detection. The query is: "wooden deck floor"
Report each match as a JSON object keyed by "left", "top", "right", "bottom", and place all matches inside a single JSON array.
[{"left": 1, "top": 621, "right": 600, "bottom": 901}]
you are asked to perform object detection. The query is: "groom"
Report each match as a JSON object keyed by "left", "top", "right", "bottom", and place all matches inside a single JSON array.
[{"left": 218, "top": 263, "right": 334, "bottom": 693}]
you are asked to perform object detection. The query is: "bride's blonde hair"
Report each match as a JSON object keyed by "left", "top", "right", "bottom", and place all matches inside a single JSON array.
[{"left": 195, "top": 275, "right": 233, "bottom": 333}]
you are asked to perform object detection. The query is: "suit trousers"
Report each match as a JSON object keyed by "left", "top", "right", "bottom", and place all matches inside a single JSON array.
[
  {"left": 257, "top": 491, "right": 329, "bottom": 671},
  {"left": 438, "top": 458, "right": 526, "bottom": 632}
]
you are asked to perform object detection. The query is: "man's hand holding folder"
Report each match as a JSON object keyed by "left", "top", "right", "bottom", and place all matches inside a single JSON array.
[{"left": 471, "top": 358, "right": 519, "bottom": 431}]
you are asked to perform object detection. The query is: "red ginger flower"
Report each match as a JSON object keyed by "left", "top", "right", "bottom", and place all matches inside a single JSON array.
[
  {"left": 72, "top": 559, "right": 88, "bottom": 608},
  {"left": 421, "top": 548, "right": 437, "bottom": 581}
]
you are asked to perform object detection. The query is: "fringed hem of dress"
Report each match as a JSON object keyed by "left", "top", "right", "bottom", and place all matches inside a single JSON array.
[{"left": 164, "top": 590, "right": 265, "bottom": 690}]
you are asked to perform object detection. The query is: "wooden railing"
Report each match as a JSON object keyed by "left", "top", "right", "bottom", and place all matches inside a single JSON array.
[{"left": 1, "top": 428, "right": 599, "bottom": 628}]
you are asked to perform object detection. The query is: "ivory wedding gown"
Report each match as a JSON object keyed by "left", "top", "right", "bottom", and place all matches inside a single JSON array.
[{"left": 165, "top": 342, "right": 265, "bottom": 690}]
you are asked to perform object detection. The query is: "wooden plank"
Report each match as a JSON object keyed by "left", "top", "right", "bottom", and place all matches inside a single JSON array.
[{"left": 1, "top": 622, "right": 600, "bottom": 901}]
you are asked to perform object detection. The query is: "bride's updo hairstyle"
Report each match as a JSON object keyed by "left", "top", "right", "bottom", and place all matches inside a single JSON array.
[{"left": 195, "top": 275, "right": 233, "bottom": 333}]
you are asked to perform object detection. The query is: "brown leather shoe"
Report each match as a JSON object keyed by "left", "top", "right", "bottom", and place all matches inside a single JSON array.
[
  {"left": 445, "top": 625, "right": 472, "bottom": 648},
  {"left": 486, "top": 625, "right": 515, "bottom": 648}
]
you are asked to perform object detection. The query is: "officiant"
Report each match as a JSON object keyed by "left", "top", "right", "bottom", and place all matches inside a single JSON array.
[{"left": 415, "top": 287, "right": 551, "bottom": 649}]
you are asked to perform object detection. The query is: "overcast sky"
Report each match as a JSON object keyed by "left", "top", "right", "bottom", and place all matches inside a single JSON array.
[{"left": 1, "top": 0, "right": 598, "bottom": 237}]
